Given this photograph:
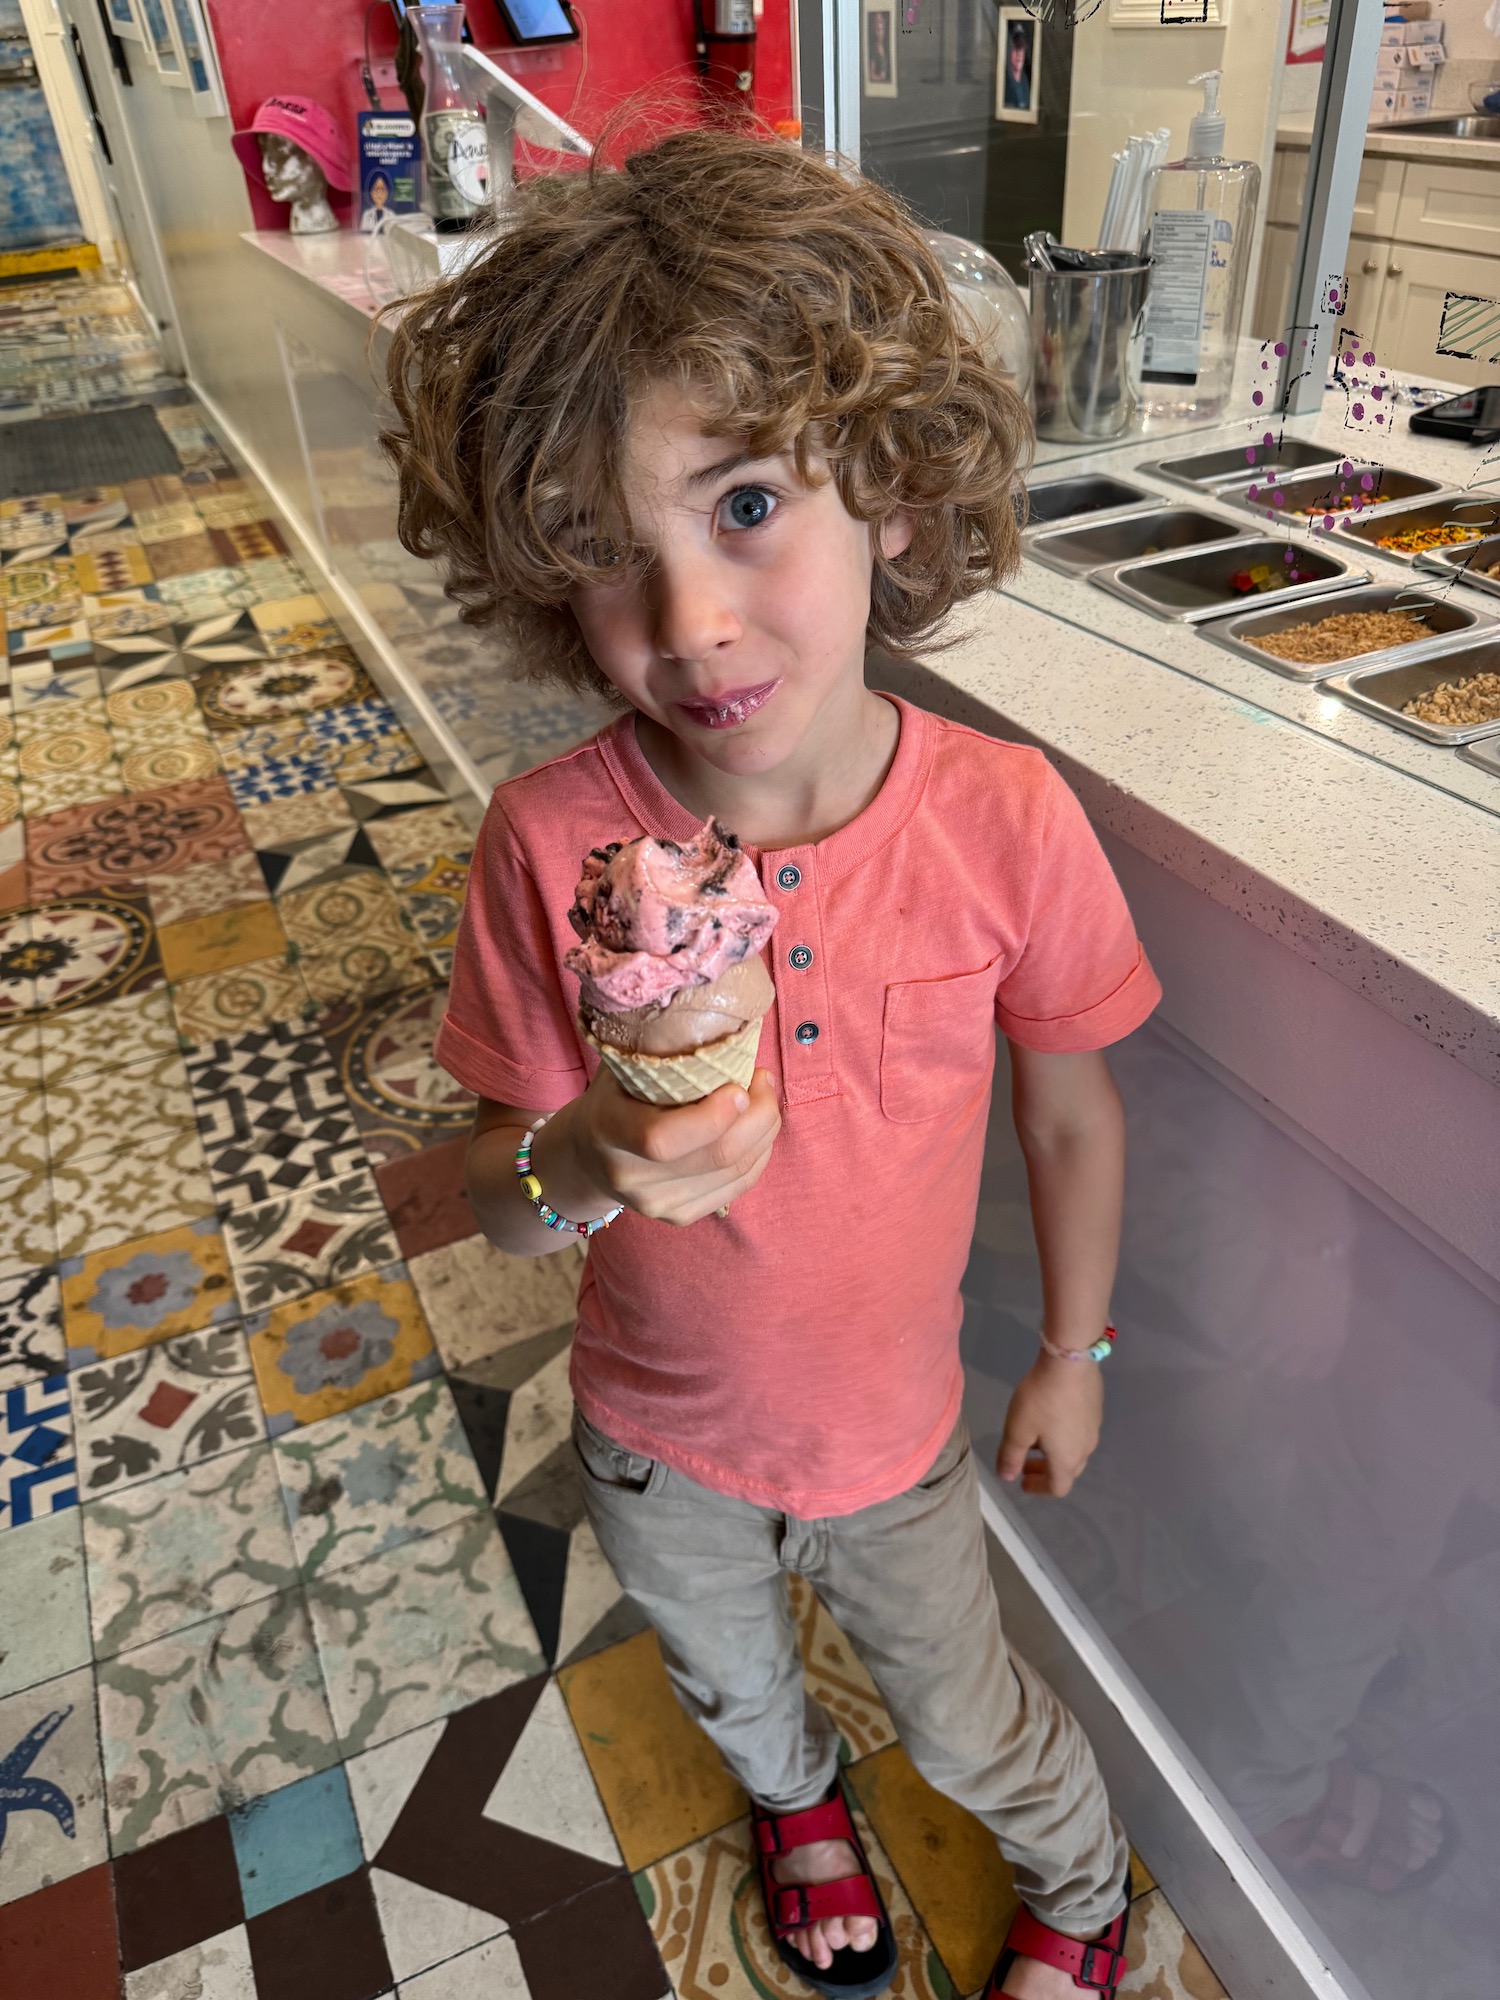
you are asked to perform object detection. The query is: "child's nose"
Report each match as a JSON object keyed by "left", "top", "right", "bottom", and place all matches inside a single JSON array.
[{"left": 651, "top": 554, "right": 743, "bottom": 663}]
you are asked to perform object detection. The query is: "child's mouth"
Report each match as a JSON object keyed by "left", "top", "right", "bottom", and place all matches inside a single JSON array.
[{"left": 675, "top": 679, "right": 782, "bottom": 731}]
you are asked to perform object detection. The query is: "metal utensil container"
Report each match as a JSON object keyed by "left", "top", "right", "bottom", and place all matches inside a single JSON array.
[
  {"left": 1223, "top": 464, "right": 1447, "bottom": 528},
  {"left": 1202, "top": 582, "right": 1497, "bottom": 682},
  {"left": 1327, "top": 639, "right": 1500, "bottom": 744},
  {"left": 1025, "top": 506, "right": 1251, "bottom": 579},
  {"left": 1328, "top": 495, "right": 1500, "bottom": 565},
  {"left": 1024, "top": 472, "right": 1155, "bottom": 527},
  {"left": 1096, "top": 535, "right": 1368, "bottom": 624},
  {"left": 1138, "top": 437, "right": 1344, "bottom": 492},
  {"left": 1416, "top": 533, "right": 1500, "bottom": 604},
  {"left": 1029, "top": 261, "right": 1151, "bottom": 443}
]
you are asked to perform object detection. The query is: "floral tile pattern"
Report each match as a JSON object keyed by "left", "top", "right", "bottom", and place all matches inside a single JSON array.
[
  {"left": 43, "top": 1043, "right": 198, "bottom": 1169},
  {"left": 185, "top": 1020, "right": 365, "bottom": 1208},
  {"left": 0, "top": 893, "right": 163, "bottom": 1022},
  {"left": 0, "top": 1266, "right": 65, "bottom": 1387},
  {"left": 273, "top": 1378, "right": 487, "bottom": 1578},
  {"left": 52, "top": 1128, "right": 218, "bottom": 1264},
  {"left": 24, "top": 776, "right": 248, "bottom": 900},
  {"left": 82, "top": 1442, "right": 300, "bottom": 1659},
  {"left": 170, "top": 955, "right": 314, "bottom": 1043},
  {"left": 320, "top": 984, "right": 474, "bottom": 1165},
  {"left": 71, "top": 1324, "right": 261, "bottom": 1498},
  {"left": 143, "top": 849, "right": 268, "bottom": 930},
  {"left": 222, "top": 1168, "right": 399, "bottom": 1313},
  {"left": 276, "top": 870, "right": 425, "bottom": 1007},
  {"left": 305, "top": 1510, "right": 545, "bottom": 1754},
  {"left": 97, "top": 1586, "right": 340, "bottom": 1854},
  {"left": 61, "top": 1215, "right": 236, "bottom": 1366},
  {"left": 0, "top": 1507, "right": 91, "bottom": 1699},
  {"left": 246, "top": 1266, "right": 439, "bottom": 1437}
]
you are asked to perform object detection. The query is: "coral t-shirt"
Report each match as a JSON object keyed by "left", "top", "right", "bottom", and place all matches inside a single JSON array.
[{"left": 435, "top": 696, "right": 1160, "bottom": 1517}]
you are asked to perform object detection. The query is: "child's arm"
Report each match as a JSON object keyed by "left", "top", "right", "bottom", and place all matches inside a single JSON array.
[
  {"left": 465, "top": 1068, "right": 782, "bottom": 1256},
  {"left": 996, "top": 1045, "right": 1125, "bottom": 1498}
]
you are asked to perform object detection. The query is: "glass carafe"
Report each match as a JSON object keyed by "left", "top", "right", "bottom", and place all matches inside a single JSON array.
[{"left": 409, "top": 4, "right": 487, "bottom": 229}]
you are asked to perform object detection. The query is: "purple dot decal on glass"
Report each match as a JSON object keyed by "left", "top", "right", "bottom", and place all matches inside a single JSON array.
[
  {"left": 1274, "top": 343, "right": 1287, "bottom": 357},
  {"left": 1352, "top": 403, "right": 1365, "bottom": 421},
  {"left": 1285, "top": 548, "right": 1297, "bottom": 562},
  {"left": 1361, "top": 473, "right": 1374, "bottom": 490},
  {"left": 1273, "top": 492, "right": 1286, "bottom": 507},
  {"left": 1322, "top": 514, "right": 1335, "bottom": 531},
  {"left": 1246, "top": 483, "right": 1259, "bottom": 499},
  {"left": 1372, "top": 385, "right": 1384, "bottom": 401},
  {"left": 1252, "top": 391, "right": 1264, "bottom": 407},
  {"left": 1341, "top": 461, "right": 1352, "bottom": 475},
  {"left": 1363, "top": 352, "right": 1375, "bottom": 366},
  {"left": 1263, "top": 431, "right": 1275, "bottom": 447}
]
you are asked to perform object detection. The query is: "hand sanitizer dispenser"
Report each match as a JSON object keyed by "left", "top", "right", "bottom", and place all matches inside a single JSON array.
[{"left": 1138, "top": 70, "right": 1260, "bottom": 424}]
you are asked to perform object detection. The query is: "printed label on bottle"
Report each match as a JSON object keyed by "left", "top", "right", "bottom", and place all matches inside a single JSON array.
[
  {"left": 423, "top": 110, "right": 486, "bottom": 219},
  {"left": 1141, "top": 209, "right": 1214, "bottom": 385}
]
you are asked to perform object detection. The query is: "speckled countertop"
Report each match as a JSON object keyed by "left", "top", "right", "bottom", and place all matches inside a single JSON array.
[
  {"left": 912, "top": 403, "right": 1500, "bottom": 1087},
  {"left": 1277, "top": 112, "right": 1500, "bottom": 167}
]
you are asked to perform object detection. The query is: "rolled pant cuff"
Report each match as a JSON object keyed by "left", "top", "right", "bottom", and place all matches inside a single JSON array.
[{"left": 750, "top": 1762, "right": 843, "bottom": 1818}]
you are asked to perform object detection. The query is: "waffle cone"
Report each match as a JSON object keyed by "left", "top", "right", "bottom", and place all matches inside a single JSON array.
[{"left": 583, "top": 1013, "right": 764, "bottom": 1104}]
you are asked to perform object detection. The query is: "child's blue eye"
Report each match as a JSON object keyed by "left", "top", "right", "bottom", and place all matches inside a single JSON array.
[{"left": 722, "top": 487, "right": 775, "bottom": 531}]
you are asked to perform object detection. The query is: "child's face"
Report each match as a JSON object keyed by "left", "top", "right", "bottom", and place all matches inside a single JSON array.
[{"left": 568, "top": 382, "right": 911, "bottom": 779}]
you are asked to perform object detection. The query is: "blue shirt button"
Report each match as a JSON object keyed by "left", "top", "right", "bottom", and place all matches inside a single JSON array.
[
  {"left": 794, "top": 1021, "right": 819, "bottom": 1044},
  {"left": 788, "top": 945, "right": 813, "bottom": 971},
  {"left": 776, "top": 864, "right": 802, "bottom": 891}
]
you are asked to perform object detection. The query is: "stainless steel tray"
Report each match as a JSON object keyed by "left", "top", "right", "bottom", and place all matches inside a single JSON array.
[
  {"left": 1415, "top": 533, "right": 1500, "bottom": 604},
  {"left": 1095, "top": 535, "right": 1368, "bottom": 625},
  {"left": 1200, "top": 582, "right": 1497, "bottom": 683},
  {"left": 1457, "top": 737, "right": 1500, "bottom": 780},
  {"left": 1023, "top": 473, "right": 1156, "bottom": 528},
  {"left": 1024, "top": 505, "right": 1250, "bottom": 579},
  {"left": 1326, "top": 495, "right": 1500, "bottom": 565},
  {"left": 1220, "top": 464, "right": 1447, "bottom": 528},
  {"left": 1138, "top": 437, "right": 1344, "bottom": 493},
  {"left": 1326, "top": 640, "right": 1500, "bottom": 744}
]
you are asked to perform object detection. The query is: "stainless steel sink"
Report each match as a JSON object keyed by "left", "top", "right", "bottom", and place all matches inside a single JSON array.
[{"left": 1384, "top": 114, "right": 1500, "bottom": 140}]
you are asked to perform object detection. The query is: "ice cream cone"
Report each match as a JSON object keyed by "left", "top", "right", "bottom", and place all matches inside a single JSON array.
[{"left": 582, "top": 1012, "right": 764, "bottom": 1105}]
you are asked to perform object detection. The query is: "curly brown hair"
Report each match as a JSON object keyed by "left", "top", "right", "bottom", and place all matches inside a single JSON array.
[{"left": 381, "top": 127, "right": 1032, "bottom": 703}]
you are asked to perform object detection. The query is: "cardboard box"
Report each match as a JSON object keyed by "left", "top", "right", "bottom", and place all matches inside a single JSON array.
[
  {"left": 1381, "top": 16, "right": 1442, "bottom": 43},
  {"left": 1374, "top": 54, "right": 1403, "bottom": 88},
  {"left": 1402, "top": 41, "right": 1446, "bottom": 68},
  {"left": 1369, "top": 88, "right": 1401, "bottom": 124},
  {"left": 1392, "top": 84, "right": 1434, "bottom": 119}
]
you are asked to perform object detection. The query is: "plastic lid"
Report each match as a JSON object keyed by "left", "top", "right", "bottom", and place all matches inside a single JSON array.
[{"left": 1186, "top": 69, "right": 1225, "bottom": 159}]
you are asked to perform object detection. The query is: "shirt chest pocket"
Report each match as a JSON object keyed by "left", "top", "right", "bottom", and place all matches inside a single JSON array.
[{"left": 880, "top": 957, "right": 1002, "bottom": 1124}]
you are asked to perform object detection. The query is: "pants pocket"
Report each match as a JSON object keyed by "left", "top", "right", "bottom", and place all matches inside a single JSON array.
[{"left": 572, "top": 1409, "right": 667, "bottom": 1497}]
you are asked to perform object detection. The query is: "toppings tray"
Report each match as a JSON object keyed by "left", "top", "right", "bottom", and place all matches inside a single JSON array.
[
  {"left": 1138, "top": 436, "right": 1343, "bottom": 493},
  {"left": 1095, "top": 535, "right": 1368, "bottom": 624},
  {"left": 1024, "top": 473, "right": 1155, "bottom": 527},
  {"left": 1415, "top": 532, "right": 1500, "bottom": 605},
  {"left": 1201, "top": 583, "right": 1497, "bottom": 683},
  {"left": 1326, "top": 640, "right": 1500, "bottom": 745},
  {"left": 1327, "top": 495, "right": 1500, "bottom": 564},
  {"left": 1223, "top": 464, "right": 1446, "bottom": 527},
  {"left": 1024, "top": 506, "right": 1250, "bottom": 578}
]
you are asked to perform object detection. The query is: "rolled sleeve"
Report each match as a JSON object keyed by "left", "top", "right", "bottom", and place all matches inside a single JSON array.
[{"left": 995, "top": 766, "right": 1161, "bottom": 1053}]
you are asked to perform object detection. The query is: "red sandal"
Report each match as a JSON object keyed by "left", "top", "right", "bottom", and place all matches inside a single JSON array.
[
  {"left": 751, "top": 1778, "right": 899, "bottom": 2000},
  {"left": 983, "top": 1902, "right": 1131, "bottom": 1997}
]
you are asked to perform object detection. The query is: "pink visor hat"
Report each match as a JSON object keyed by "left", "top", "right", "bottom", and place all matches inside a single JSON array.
[{"left": 232, "top": 95, "right": 354, "bottom": 192}]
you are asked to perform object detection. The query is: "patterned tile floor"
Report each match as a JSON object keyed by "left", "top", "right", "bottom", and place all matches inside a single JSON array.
[{"left": 0, "top": 278, "right": 1233, "bottom": 2000}]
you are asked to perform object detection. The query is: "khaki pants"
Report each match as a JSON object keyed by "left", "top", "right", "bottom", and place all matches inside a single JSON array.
[{"left": 573, "top": 1410, "right": 1129, "bottom": 1932}]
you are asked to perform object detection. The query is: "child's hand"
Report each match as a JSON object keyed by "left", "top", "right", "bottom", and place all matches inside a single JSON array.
[
  {"left": 996, "top": 1355, "right": 1103, "bottom": 1498},
  {"left": 576, "top": 1065, "right": 781, "bottom": 1227}
]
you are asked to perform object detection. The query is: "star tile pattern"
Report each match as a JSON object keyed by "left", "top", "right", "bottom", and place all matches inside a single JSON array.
[{"left": 0, "top": 276, "right": 1228, "bottom": 2000}]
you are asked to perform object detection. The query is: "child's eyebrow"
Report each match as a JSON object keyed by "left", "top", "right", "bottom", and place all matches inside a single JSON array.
[{"left": 683, "top": 449, "right": 767, "bottom": 492}]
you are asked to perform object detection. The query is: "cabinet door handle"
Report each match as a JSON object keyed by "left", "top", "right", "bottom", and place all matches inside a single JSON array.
[
  {"left": 1387, "top": 262, "right": 1402, "bottom": 277},
  {"left": 1361, "top": 257, "right": 1379, "bottom": 274}
]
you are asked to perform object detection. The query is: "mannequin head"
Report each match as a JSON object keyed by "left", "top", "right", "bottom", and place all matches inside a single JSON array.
[{"left": 259, "top": 131, "right": 338, "bottom": 234}]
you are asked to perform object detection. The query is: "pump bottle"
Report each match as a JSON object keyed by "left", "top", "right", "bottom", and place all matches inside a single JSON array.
[{"left": 1138, "top": 70, "right": 1260, "bottom": 424}]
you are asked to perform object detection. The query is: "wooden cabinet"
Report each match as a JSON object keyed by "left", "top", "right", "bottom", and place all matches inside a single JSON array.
[{"left": 1254, "top": 143, "right": 1500, "bottom": 390}]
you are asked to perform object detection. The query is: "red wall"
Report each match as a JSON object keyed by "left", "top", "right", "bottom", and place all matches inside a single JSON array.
[{"left": 206, "top": 0, "right": 795, "bottom": 230}]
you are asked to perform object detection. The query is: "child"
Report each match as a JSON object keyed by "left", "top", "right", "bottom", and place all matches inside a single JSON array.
[{"left": 384, "top": 129, "right": 1161, "bottom": 2000}]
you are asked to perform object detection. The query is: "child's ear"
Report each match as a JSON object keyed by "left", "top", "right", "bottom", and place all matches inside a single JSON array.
[{"left": 878, "top": 511, "right": 916, "bottom": 560}]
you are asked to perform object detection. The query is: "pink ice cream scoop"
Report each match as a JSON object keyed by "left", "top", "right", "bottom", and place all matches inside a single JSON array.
[{"left": 564, "top": 819, "right": 777, "bottom": 1016}]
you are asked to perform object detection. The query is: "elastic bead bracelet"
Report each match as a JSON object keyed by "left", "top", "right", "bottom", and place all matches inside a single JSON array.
[
  {"left": 516, "top": 1113, "right": 624, "bottom": 1238},
  {"left": 1039, "top": 1324, "right": 1116, "bottom": 1364}
]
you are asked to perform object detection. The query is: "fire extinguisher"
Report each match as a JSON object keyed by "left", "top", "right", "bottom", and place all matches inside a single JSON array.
[{"left": 694, "top": 0, "right": 756, "bottom": 109}]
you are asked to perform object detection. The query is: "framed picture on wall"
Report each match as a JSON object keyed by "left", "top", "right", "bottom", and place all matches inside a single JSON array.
[
  {"left": 862, "top": 0, "right": 898, "bottom": 99},
  {"left": 137, "top": 0, "right": 186, "bottom": 83},
  {"left": 105, "top": 0, "right": 143, "bottom": 43},
  {"left": 996, "top": 7, "right": 1040, "bottom": 123},
  {"left": 167, "top": 0, "right": 227, "bottom": 117}
]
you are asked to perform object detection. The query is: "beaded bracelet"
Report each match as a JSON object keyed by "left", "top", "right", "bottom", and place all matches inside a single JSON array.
[
  {"left": 1039, "top": 1324, "right": 1116, "bottom": 1364},
  {"left": 515, "top": 1114, "right": 624, "bottom": 1238}
]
